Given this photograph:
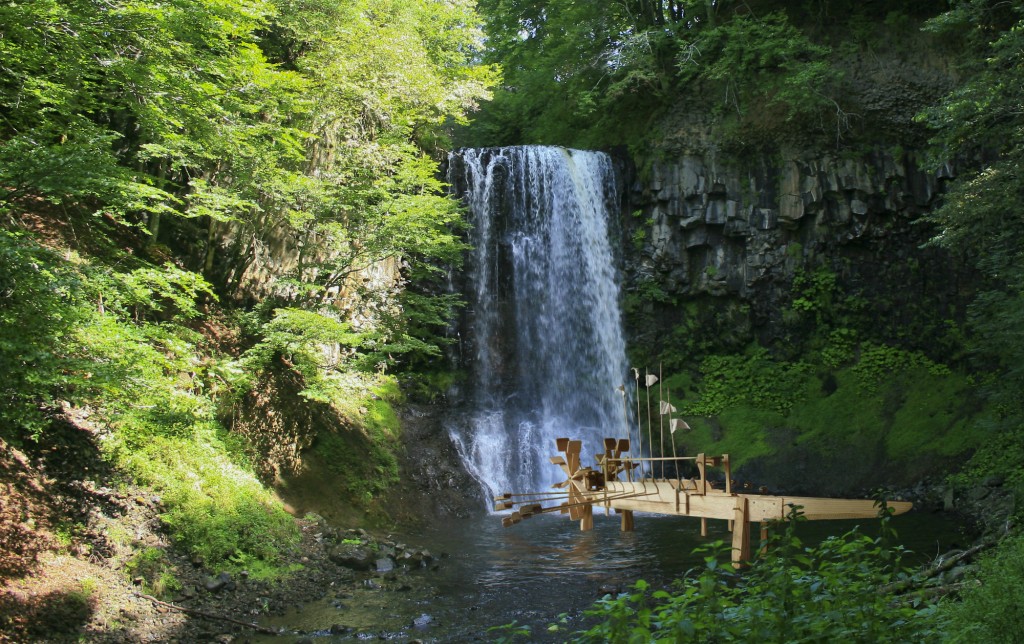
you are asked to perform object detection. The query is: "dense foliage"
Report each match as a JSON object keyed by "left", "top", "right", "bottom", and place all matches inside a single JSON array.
[
  {"left": 0, "top": 0, "right": 496, "bottom": 576},
  {"left": 573, "top": 513, "right": 936, "bottom": 643},
  {"left": 0, "top": 0, "right": 496, "bottom": 369},
  {"left": 460, "top": 0, "right": 938, "bottom": 150},
  {"left": 0, "top": 229, "right": 299, "bottom": 576},
  {"left": 917, "top": 0, "right": 1024, "bottom": 487}
]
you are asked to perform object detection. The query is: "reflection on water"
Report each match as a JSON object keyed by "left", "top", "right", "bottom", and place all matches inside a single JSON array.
[{"left": 256, "top": 511, "right": 969, "bottom": 642}]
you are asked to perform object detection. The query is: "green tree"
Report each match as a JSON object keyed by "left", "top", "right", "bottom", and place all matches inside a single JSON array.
[
  {"left": 462, "top": 0, "right": 844, "bottom": 150},
  {"left": 918, "top": 0, "right": 1024, "bottom": 481}
]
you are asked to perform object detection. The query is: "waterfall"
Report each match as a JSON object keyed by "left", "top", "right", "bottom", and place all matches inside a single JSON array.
[{"left": 446, "top": 146, "right": 629, "bottom": 505}]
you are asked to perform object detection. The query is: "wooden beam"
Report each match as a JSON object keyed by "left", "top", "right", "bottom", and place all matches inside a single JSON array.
[{"left": 731, "top": 496, "right": 751, "bottom": 566}]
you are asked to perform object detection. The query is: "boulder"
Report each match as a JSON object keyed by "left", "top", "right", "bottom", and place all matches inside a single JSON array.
[{"left": 328, "top": 543, "right": 375, "bottom": 571}]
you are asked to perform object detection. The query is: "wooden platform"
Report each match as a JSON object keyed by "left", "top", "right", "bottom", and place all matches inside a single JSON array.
[
  {"left": 594, "top": 480, "right": 912, "bottom": 522},
  {"left": 500, "top": 440, "right": 913, "bottom": 566}
]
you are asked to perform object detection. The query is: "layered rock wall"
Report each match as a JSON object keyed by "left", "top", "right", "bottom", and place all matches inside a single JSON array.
[{"left": 623, "top": 148, "right": 968, "bottom": 356}]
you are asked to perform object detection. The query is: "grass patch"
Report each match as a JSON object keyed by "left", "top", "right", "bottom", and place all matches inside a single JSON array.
[
  {"left": 109, "top": 423, "right": 300, "bottom": 574},
  {"left": 886, "top": 366, "right": 976, "bottom": 461},
  {"left": 310, "top": 376, "right": 404, "bottom": 505},
  {"left": 125, "top": 548, "right": 181, "bottom": 599},
  {"left": 938, "top": 533, "right": 1024, "bottom": 641},
  {"left": 786, "top": 370, "right": 887, "bottom": 447},
  {"left": 674, "top": 407, "right": 778, "bottom": 468}
]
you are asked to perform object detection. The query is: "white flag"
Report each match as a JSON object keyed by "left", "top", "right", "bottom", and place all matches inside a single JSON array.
[
  {"left": 660, "top": 400, "right": 677, "bottom": 415},
  {"left": 670, "top": 419, "right": 690, "bottom": 434},
  {"left": 645, "top": 374, "right": 659, "bottom": 387}
]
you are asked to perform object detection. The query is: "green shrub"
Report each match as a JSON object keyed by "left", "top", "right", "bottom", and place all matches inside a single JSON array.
[
  {"left": 939, "top": 534, "right": 1024, "bottom": 642},
  {"left": 312, "top": 379, "right": 402, "bottom": 504},
  {"left": 854, "top": 344, "right": 952, "bottom": 394},
  {"left": 0, "top": 231, "right": 91, "bottom": 438},
  {"left": 573, "top": 513, "right": 938, "bottom": 642},
  {"left": 686, "top": 347, "right": 812, "bottom": 417},
  {"left": 125, "top": 547, "right": 182, "bottom": 599}
]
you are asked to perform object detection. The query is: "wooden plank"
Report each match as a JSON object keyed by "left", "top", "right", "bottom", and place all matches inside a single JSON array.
[
  {"left": 595, "top": 482, "right": 909, "bottom": 522},
  {"left": 775, "top": 496, "right": 912, "bottom": 520}
]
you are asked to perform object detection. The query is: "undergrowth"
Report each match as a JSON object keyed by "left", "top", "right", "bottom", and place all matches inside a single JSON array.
[
  {"left": 649, "top": 339, "right": 977, "bottom": 472},
  {"left": 938, "top": 532, "right": 1024, "bottom": 641},
  {"left": 571, "top": 509, "right": 939, "bottom": 643},
  {"left": 0, "top": 228, "right": 391, "bottom": 573}
]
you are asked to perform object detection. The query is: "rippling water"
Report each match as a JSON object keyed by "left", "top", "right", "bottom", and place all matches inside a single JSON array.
[{"left": 255, "top": 510, "right": 968, "bottom": 642}]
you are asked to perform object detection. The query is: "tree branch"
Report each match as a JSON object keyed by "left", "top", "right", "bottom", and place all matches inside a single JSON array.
[{"left": 134, "top": 592, "right": 281, "bottom": 635}]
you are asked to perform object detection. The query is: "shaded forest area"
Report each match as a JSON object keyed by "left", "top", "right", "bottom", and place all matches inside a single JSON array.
[
  {"left": 2, "top": 0, "right": 1024, "bottom": 641},
  {"left": 0, "top": 0, "right": 495, "bottom": 639}
]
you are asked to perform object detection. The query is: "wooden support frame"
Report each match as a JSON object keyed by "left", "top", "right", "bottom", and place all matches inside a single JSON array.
[{"left": 503, "top": 438, "right": 913, "bottom": 571}]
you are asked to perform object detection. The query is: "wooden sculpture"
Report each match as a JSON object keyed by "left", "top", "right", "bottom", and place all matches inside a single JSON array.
[{"left": 496, "top": 373, "right": 912, "bottom": 565}]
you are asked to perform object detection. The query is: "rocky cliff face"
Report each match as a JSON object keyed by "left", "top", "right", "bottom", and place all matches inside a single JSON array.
[{"left": 622, "top": 147, "right": 971, "bottom": 362}]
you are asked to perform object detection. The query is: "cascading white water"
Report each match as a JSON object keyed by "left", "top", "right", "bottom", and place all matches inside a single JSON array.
[{"left": 446, "top": 146, "right": 630, "bottom": 504}]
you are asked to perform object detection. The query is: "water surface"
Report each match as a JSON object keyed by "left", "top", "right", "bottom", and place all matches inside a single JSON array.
[{"left": 256, "top": 510, "right": 968, "bottom": 642}]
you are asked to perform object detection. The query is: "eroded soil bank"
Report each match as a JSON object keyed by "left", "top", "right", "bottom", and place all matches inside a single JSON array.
[{"left": 0, "top": 401, "right": 478, "bottom": 643}]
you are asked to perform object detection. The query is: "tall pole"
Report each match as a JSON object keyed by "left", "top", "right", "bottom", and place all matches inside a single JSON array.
[
  {"left": 645, "top": 369, "right": 655, "bottom": 481},
  {"left": 658, "top": 363, "right": 664, "bottom": 479},
  {"left": 633, "top": 368, "right": 643, "bottom": 479},
  {"left": 668, "top": 387, "right": 681, "bottom": 483}
]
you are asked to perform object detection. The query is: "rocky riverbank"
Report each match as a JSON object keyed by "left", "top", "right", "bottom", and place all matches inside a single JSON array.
[{"left": 0, "top": 408, "right": 462, "bottom": 643}]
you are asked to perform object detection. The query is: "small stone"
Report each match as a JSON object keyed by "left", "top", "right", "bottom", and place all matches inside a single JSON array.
[
  {"left": 412, "top": 614, "right": 432, "bottom": 629},
  {"left": 967, "top": 487, "right": 990, "bottom": 502},
  {"left": 983, "top": 474, "right": 1005, "bottom": 488},
  {"left": 203, "top": 572, "right": 233, "bottom": 593}
]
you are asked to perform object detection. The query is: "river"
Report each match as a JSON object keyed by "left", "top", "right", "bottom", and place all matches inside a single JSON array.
[{"left": 255, "top": 509, "right": 967, "bottom": 642}]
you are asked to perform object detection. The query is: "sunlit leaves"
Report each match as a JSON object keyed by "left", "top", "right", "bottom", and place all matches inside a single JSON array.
[{"left": 575, "top": 521, "right": 934, "bottom": 643}]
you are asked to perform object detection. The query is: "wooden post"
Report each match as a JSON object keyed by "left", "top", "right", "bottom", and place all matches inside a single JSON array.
[
  {"left": 731, "top": 497, "right": 750, "bottom": 566},
  {"left": 620, "top": 509, "right": 634, "bottom": 532},
  {"left": 700, "top": 517, "right": 708, "bottom": 537},
  {"left": 580, "top": 502, "right": 594, "bottom": 531},
  {"left": 696, "top": 453, "right": 706, "bottom": 495},
  {"left": 759, "top": 523, "right": 770, "bottom": 556}
]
